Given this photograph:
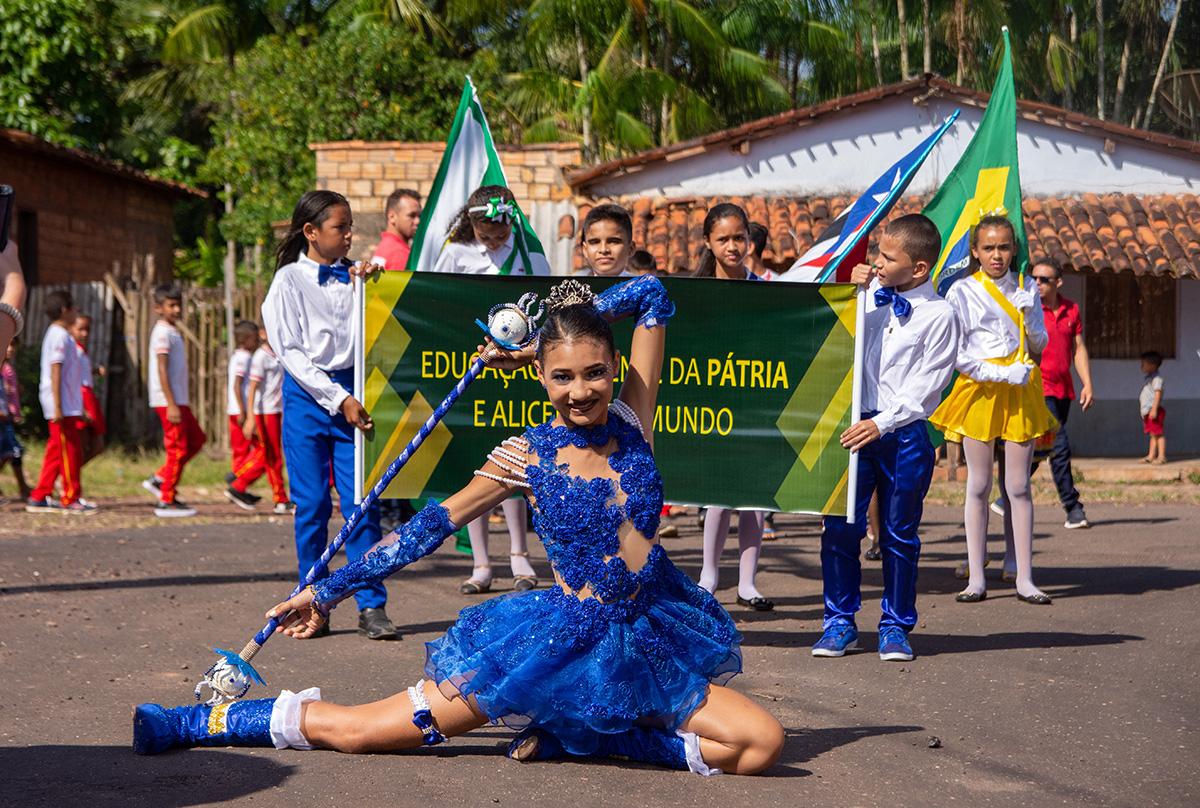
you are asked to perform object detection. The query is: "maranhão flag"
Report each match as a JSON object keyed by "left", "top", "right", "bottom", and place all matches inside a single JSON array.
[
  {"left": 406, "top": 77, "right": 547, "bottom": 275},
  {"left": 772, "top": 110, "right": 960, "bottom": 283},
  {"left": 925, "top": 26, "right": 1028, "bottom": 296}
]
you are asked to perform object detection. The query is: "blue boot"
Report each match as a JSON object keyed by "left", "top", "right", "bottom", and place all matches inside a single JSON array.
[
  {"left": 507, "top": 727, "right": 566, "bottom": 762},
  {"left": 595, "top": 727, "right": 689, "bottom": 770},
  {"left": 133, "top": 699, "right": 275, "bottom": 755}
]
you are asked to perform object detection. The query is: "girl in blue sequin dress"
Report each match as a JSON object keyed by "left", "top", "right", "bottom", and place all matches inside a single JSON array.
[{"left": 133, "top": 275, "right": 784, "bottom": 775}]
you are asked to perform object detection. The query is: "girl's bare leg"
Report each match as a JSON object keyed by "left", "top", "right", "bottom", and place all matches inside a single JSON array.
[
  {"left": 301, "top": 680, "right": 489, "bottom": 753},
  {"left": 680, "top": 685, "right": 784, "bottom": 775}
]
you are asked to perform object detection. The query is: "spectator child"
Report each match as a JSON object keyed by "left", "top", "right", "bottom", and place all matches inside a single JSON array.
[
  {"left": 629, "top": 249, "right": 658, "bottom": 276},
  {"left": 746, "top": 222, "right": 769, "bottom": 277},
  {"left": 71, "top": 314, "right": 107, "bottom": 465},
  {"left": 243, "top": 332, "right": 292, "bottom": 513},
  {"left": 579, "top": 204, "right": 634, "bottom": 277},
  {"left": 225, "top": 319, "right": 265, "bottom": 510},
  {"left": 0, "top": 340, "right": 31, "bottom": 499},
  {"left": 144, "top": 284, "right": 206, "bottom": 518},
  {"left": 1140, "top": 351, "right": 1165, "bottom": 464},
  {"left": 27, "top": 290, "right": 94, "bottom": 513},
  {"left": 691, "top": 203, "right": 772, "bottom": 610},
  {"left": 263, "top": 190, "right": 396, "bottom": 640}
]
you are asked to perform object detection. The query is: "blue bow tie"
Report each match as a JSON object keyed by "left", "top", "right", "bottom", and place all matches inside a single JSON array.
[
  {"left": 318, "top": 262, "right": 350, "bottom": 285},
  {"left": 874, "top": 286, "right": 912, "bottom": 319}
]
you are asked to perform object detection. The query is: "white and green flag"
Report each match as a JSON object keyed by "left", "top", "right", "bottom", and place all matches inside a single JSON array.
[{"left": 406, "top": 77, "right": 546, "bottom": 274}]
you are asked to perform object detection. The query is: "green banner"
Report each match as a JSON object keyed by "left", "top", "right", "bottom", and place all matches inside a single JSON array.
[{"left": 359, "top": 274, "right": 856, "bottom": 515}]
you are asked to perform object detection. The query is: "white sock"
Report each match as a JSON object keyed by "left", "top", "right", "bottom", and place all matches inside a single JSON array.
[
  {"left": 502, "top": 499, "right": 536, "bottom": 578},
  {"left": 677, "top": 729, "right": 722, "bottom": 776},
  {"left": 736, "top": 510, "right": 766, "bottom": 601},
  {"left": 699, "top": 507, "right": 732, "bottom": 593},
  {"left": 269, "top": 687, "right": 322, "bottom": 750}
]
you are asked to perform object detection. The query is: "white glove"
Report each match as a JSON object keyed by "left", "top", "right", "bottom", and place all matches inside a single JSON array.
[
  {"left": 1010, "top": 288, "right": 1036, "bottom": 313},
  {"left": 1003, "top": 363, "right": 1032, "bottom": 386}
]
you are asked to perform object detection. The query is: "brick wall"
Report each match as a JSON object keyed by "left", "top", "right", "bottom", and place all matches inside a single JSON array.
[
  {"left": 312, "top": 140, "right": 582, "bottom": 269},
  {"left": 2, "top": 141, "right": 179, "bottom": 286}
]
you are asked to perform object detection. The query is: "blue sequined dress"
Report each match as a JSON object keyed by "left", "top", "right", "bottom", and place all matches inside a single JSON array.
[{"left": 424, "top": 403, "right": 741, "bottom": 755}]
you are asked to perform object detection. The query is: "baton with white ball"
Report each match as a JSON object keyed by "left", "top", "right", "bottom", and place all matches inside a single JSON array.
[{"left": 194, "top": 292, "right": 545, "bottom": 705}]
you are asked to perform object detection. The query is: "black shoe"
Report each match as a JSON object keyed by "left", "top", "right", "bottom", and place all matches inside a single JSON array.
[
  {"left": 955, "top": 589, "right": 987, "bottom": 603},
  {"left": 1064, "top": 504, "right": 1090, "bottom": 529},
  {"left": 224, "top": 486, "right": 257, "bottom": 511},
  {"left": 358, "top": 607, "right": 398, "bottom": 640},
  {"left": 736, "top": 595, "right": 775, "bottom": 611},
  {"left": 864, "top": 544, "right": 881, "bottom": 561},
  {"left": 1016, "top": 591, "right": 1052, "bottom": 605}
]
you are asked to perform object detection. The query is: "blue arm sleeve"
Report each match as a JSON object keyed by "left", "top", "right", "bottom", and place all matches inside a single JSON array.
[
  {"left": 311, "top": 499, "right": 456, "bottom": 608},
  {"left": 593, "top": 275, "right": 675, "bottom": 329}
]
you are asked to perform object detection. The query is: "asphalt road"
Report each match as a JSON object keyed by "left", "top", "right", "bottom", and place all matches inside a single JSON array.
[{"left": 1, "top": 503, "right": 1196, "bottom": 807}]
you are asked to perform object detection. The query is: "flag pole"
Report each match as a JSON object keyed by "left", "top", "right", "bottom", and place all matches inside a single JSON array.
[{"left": 846, "top": 284, "right": 867, "bottom": 523}]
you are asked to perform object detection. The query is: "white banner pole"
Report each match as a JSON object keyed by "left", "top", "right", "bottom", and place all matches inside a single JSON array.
[{"left": 845, "top": 285, "right": 867, "bottom": 523}]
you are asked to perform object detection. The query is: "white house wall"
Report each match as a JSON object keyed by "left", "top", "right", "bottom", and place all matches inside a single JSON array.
[{"left": 585, "top": 96, "right": 1200, "bottom": 200}]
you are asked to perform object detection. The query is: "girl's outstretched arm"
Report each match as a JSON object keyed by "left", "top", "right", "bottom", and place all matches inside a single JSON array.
[{"left": 594, "top": 275, "right": 674, "bottom": 443}]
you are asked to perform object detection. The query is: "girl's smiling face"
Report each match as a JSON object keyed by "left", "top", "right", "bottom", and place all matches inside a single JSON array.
[
  {"left": 535, "top": 337, "right": 619, "bottom": 428},
  {"left": 706, "top": 216, "right": 748, "bottom": 275}
]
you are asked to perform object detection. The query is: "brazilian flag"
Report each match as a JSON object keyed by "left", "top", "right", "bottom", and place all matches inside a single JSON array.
[{"left": 925, "top": 27, "right": 1028, "bottom": 295}]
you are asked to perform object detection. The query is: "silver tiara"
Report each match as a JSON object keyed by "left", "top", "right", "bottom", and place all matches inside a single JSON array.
[{"left": 545, "top": 279, "right": 595, "bottom": 312}]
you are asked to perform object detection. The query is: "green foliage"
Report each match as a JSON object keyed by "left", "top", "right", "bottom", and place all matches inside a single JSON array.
[
  {"left": 0, "top": 0, "right": 119, "bottom": 148},
  {"left": 200, "top": 21, "right": 496, "bottom": 245}
]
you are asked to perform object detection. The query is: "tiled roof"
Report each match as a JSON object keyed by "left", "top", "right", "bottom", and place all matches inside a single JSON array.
[
  {"left": 567, "top": 75, "right": 1200, "bottom": 190},
  {"left": 569, "top": 193, "right": 1200, "bottom": 280}
]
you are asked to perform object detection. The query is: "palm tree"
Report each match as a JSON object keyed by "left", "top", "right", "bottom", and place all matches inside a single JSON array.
[
  {"left": 897, "top": 0, "right": 910, "bottom": 78},
  {"left": 922, "top": 0, "right": 932, "bottom": 73},
  {"left": 1095, "top": 0, "right": 1107, "bottom": 119},
  {"left": 1113, "top": 0, "right": 1162, "bottom": 123},
  {"left": 1144, "top": 0, "right": 1185, "bottom": 129}
]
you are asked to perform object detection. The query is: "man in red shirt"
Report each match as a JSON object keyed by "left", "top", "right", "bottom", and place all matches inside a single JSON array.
[
  {"left": 373, "top": 188, "right": 422, "bottom": 270},
  {"left": 1033, "top": 258, "right": 1094, "bottom": 529}
]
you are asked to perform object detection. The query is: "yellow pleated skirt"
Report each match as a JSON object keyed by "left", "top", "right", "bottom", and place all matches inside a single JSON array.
[{"left": 930, "top": 364, "right": 1058, "bottom": 444}]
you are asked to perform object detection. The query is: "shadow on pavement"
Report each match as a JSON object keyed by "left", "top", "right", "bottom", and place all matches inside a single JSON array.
[
  {"left": 0, "top": 745, "right": 295, "bottom": 808},
  {"left": 780, "top": 724, "right": 923, "bottom": 768},
  {"left": 738, "top": 628, "right": 1142, "bottom": 655}
]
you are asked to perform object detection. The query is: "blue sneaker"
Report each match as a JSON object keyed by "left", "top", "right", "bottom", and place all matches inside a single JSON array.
[
  {"left": 811, "top": 623, "right": 858, "bottom": 657},
  {"left": 878, "top": 626, "right": 914, "bottom": 661}
]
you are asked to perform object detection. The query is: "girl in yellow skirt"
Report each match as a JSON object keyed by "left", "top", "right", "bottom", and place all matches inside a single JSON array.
[{"left": 930, "top": 216, "right": 1056, "bottom": 605}]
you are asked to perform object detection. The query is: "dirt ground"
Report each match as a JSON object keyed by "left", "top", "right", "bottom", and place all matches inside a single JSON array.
[{"left": 0, "top": 502, "right": 1196, "bottom": 808}]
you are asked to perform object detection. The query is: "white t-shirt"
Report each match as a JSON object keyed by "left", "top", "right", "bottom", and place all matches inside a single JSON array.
[
  {"left": 76, "top": 342, "right": 93, "bottom": 388},
  {"left": 431, "top": 234, "right": 551, "bottom": 276},
  {"left": 39, "top": 323, "right": 84, "bottom": 418},
  {"left": 148, "top": 320, "right": 189, "bottom": 407},
  {"left": 249, "top": 346, "right": 283, "bottom": 415},
  {"left": 227, "top": 348, "right": 252, "bottom": 415}
]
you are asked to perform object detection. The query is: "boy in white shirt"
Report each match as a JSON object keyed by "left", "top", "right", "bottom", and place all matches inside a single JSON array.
[
  {"left": 578, "top": 204, "right": 635, "bottom": 278},
  {"left": 144, "top": 284, "right": 205, "bottom": 518},
  {"left": 27, "top": 290, "right": 94, "bottom": 513},
  {"left": 811, "top": 214, "right": 959, "bottom": 663},
  {"left": 242, "top": 333, "right": 291, "bottom": 512},
  {"left": 225, "top": 319, "right": 265, "bottom": 510}
]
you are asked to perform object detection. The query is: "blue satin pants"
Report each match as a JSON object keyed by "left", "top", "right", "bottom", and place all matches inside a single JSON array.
[{"left": 820, "top": 418, "right": 934, "bottom": 632}]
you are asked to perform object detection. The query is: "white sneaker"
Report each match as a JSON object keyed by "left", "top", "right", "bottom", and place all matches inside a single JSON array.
[
  {"left": 142, "top": 476, "right": 163, "bottom": 499},
  {"left": 990, "top": 498, "right": 1006, "bottom": 517},
  {"left": 154, "top": 501, "right": 197, "bottom": 518},
  {"left": 272, "top": 501, "right": 296, "bottom": 515}
]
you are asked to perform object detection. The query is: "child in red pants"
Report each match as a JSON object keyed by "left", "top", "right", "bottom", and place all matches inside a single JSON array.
[
  {"left": 242, "top": 334, "right": 292, "bottom": 513},
  {"left": 27, "top": 290, "right": 94, "bottom": 513},
  {"left": 225, "top": 319, "right": 265, "bottom": 510},
  {"left": 144, "top": 284, "right": 205, "bottom": 517},
  {"left": 71, "top": 314, "right": 106, "bottom": 465}
]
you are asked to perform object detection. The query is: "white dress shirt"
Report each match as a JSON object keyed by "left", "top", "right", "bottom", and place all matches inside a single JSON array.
[
  {"left": 262, "top": 253, "right": 356, "bottom": 416},
  {"left": 861, "top": 278, "right": 960, "bottom": 435},
  {"left": 226, "top": 348, "right": 252, "bottom": 416},
  {"left": 431, "top": 233, "right": 551, "bottom": 276},
  {"left": 945, "top": 271, "right": 1048, "bottom": 384}
]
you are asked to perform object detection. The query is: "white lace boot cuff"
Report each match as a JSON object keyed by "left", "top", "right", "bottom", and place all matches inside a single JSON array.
[
  {"left": 269, "top": 687, "right": 323, "bottom": 750},
  {"left": 677, "top": 729, "right": 722, "bottom": 776}
]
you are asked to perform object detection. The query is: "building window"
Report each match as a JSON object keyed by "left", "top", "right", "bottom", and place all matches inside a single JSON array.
[
  {"left": 1083, "top": 271, "right": 1176, "bottom": 359},
  {"left": 17, "top": 209, "right": 37, "bottom": 286}
]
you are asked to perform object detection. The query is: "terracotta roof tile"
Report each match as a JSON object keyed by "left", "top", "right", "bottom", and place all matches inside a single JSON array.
[{"left": 565, "top": 193, "right": 1199, "bottom": 279}]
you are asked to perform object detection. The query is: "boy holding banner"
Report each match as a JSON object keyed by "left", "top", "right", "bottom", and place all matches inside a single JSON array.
[{"left": 812, "top": 215, "right": 958, "bottom": 663}]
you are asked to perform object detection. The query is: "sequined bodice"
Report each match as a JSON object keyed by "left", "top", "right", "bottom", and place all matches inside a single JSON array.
[{"left": 523, "top": 408, "right": 663, "bottom": 602}]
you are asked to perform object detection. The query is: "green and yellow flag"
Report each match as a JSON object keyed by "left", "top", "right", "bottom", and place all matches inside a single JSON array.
[{"left": 925, "top": 27, "right": 1028, "bottom": 295}]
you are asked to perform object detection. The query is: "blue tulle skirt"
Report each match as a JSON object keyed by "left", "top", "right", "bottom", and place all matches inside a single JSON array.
[{"left": 425, "top": 545, "right": 742, "bottom": 755}]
